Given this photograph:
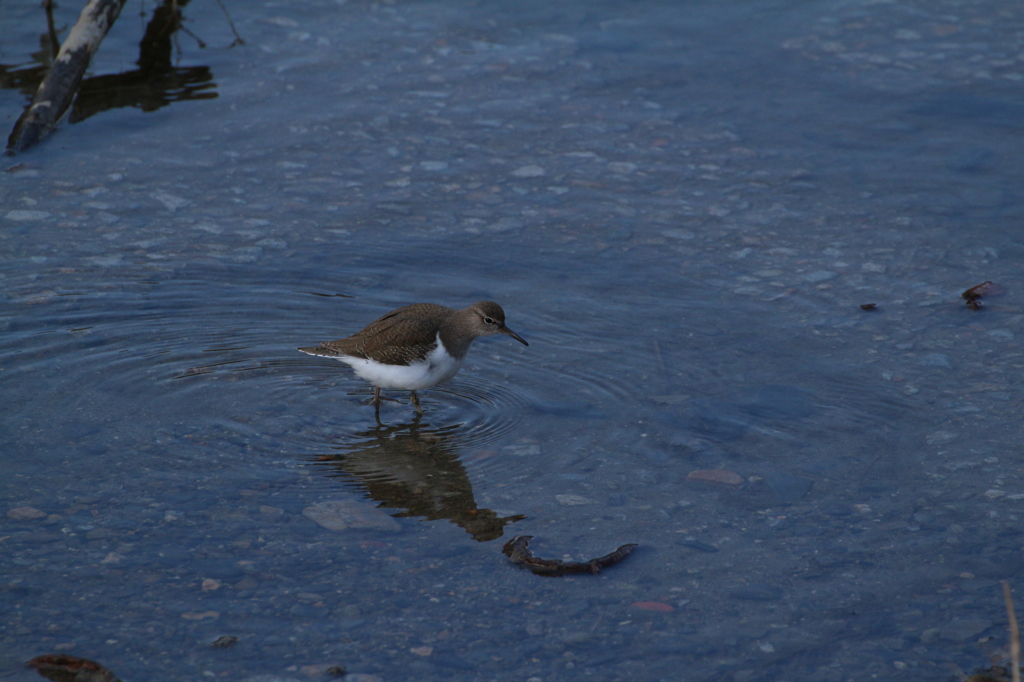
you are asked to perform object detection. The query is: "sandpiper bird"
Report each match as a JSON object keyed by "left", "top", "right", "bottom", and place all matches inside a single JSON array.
[{"left": 298, "top": 301, "right": 528, "bottom": 414}]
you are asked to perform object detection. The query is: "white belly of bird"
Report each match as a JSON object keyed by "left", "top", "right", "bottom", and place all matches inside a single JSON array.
[{"left": 336, "top": 334, "right": 464, "bottom": 391}]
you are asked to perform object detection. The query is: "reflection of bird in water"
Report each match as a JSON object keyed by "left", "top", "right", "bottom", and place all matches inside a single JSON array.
[{"left": 312, "top": 417, "right": 524, "bottom": 542}]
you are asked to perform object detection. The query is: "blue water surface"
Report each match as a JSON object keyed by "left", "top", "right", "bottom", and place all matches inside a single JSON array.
[{"left": 3, "top": 1, "right": 1024, "bottom": 680}]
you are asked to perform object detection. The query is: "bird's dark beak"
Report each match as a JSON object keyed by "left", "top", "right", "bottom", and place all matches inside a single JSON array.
[{"left": 500, "top": 326, "right": 528, "bottom": 346}]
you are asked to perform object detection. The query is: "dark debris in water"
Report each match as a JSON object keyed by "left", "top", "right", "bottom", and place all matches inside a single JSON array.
[
  {"left": 962, "top": 281, "right": 1004, "bottom": 310},
  {"left": 502, "top": 535, "right": 638, "bottom": 577},
  {"left": 26, "top": 654, "right": 121, "bottom": 682}
]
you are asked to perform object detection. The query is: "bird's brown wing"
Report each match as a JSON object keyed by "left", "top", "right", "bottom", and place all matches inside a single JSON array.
[{"left": 302, "top": 303, "right": 450, "bottom": 366}]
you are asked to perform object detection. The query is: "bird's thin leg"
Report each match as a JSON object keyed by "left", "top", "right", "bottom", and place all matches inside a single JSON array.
[
  {"left": 410, "top": 390, "right": 423, "bottom": 415},
  {"left": 366, "top": 386, "right": 399, "bottom": 406}
]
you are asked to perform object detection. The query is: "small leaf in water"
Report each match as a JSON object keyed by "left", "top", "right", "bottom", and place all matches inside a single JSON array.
[
  {"left": 962, "top": 281, "right": 994, "bottom": 301},
  {"left": 26, "top": 654, "right": 121, "bottom": 682},
  {"left": 962, "top": 281, "right": 1004, "bottom": 309}
]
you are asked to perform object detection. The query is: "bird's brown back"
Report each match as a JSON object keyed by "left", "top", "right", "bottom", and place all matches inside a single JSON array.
[{"left": 302, "top": 303, "right": 454, "bottom": 366}]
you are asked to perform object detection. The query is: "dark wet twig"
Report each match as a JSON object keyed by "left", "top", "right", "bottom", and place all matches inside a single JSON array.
[
  {"left": 7, "top": 0, "right": 129, "bottom": 153},
  {"left": 502, "top": 535, "right": 638, "bottom": 576},
  {"left": 43, "top": 0, "right": 61, "bottom": 61},
  {"left": 177, "top": 21, "right": 207, "bottom": 49},
  {"left": 214, "top": 0, "right": 246, "bottom": 46}
]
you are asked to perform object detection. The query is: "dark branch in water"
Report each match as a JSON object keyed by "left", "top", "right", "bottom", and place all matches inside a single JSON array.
[
  {"left": 7, "top": 0, "right": 129, "bottom": 154},
  {"left": 215, "top": 0, "right": 246, "bottom": 47},
  {"left": 502, "top": 535, "right": 638, "bottom": 576}
]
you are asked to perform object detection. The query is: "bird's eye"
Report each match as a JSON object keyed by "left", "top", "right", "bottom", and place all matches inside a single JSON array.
[{"left": 484, "top": 317, "right": 495, "bottom": 324}]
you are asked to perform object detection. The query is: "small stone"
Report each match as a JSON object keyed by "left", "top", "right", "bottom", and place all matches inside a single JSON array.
[
  {"left": 300, "top": 663, "right": 346, "bottom": 677},
  {"left": 211, "top": 635, "right": 238, "bottom": 648},
  {"left": 925, "top": 430, "right": 957, "bottom": 445},
  {"left": 485, "top": 217, "right": 523, "bottom": 232},
  {"left": 559, "top": 631, "right": 593, "bottom": 645},
  {"left": 677, "top": 539, "right": 719, "bottom": 553},
  {"left": 235, "top": 577, "right": 259, "bottom": 590},
  {"left": 939, "top": 616, "right": 992, "bottom": 642},
  {"left": 150, "top": 191, "right": 190, "bottom": 211},
  {"left": 502, "top": 443, "right": 541, "bottom": 457},
  {"left": 256, "top": 238, "right": 287, "bottom": 249},
  {"left": 607, "top": 162, "right": 638, "bottom": 173},
  {"left": 202, "top": 578, "right": 222, "bottom": 591},
  {"left": 181, "top": 611, "right": 220, "bottom": 620},
  {"left": 511, "top": 164, "right": 545, "bottom": 178},
  {"left": 409, "top": 646, "right": 433, "bottom": 656},
  {"left": 7, "top": 506, "right": 47, "bottom": 520},
  {"left": 343, "top": 675, "right": 383, "bottom": 682},
  {"left": 88, "top": 255, "right": 122, "bottom": 267},
  {"left": 302, "top": 499, "right": 401, "bottom": 532},
  {"left": 555, "top": 494, "right": 595, "bottom": 506},
  {"left": 259, "top": 505, "right": 285, "bottom": 517},
  {"left": 4, "top": 210, "right": 51, "bottom": 221},
  {"left": 686, "top": 469, "right": 744, "bottom": 486},
  {"left": 919, "top": 353, "right": 952, "bottom": 369}
]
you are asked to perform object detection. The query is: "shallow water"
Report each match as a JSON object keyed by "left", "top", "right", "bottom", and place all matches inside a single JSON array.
[{"left": 3, "top": 0, "right": 1024, "bottom": 681}]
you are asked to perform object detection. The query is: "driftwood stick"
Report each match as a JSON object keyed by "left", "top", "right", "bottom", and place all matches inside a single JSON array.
[{"left": 7, "top": 0, "right": 129, "bottom": 154}]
